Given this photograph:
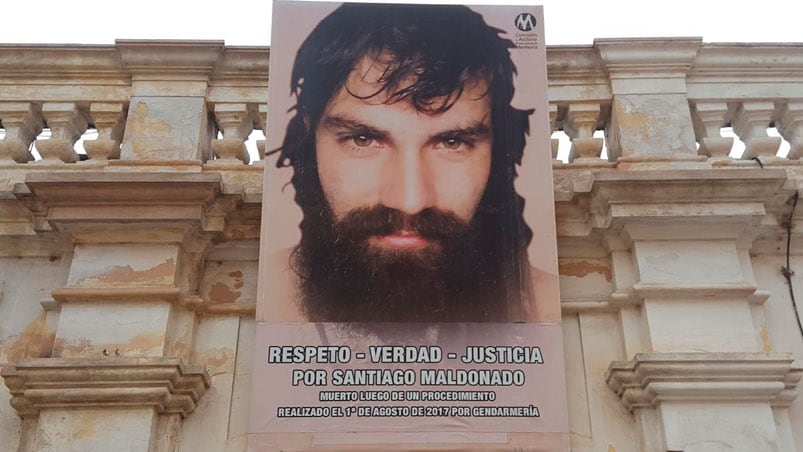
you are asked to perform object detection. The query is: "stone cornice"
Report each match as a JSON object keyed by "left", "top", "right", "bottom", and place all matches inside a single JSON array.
[
  {"left": 595, "top": 37, "right": 703, "bottom": 75},
  {"left": 609, "top": 283, "right": 770, "bottom": 307},
  {"left": 0, "top": 45, "right": 127, "bottom": 82},
  {"left": 546, "top": 46, "right": 606, "bottom": 82},
  {"left": 116, "top": 40, "right": 225, "bottom": 81},
  {"left": 2, "top": 40, "right": 803, "bottom": 104},
  {"left": 22, "top": 172, "right": 221, "bottom": 204},
  {"left": 1, "top": 357, "right": 210, "bottom": 418},
  {"left": 578, "top": 169, "right": 787, "bottom": 243},
  {"left": 211, "top": 46, "right": 270, "bottom": 83},
  {"left": 15, "top": 172, "right": 238, "bottom": 241},
  {"left": 606, "top": 353, "right": 802, "bottom": 412},
  {"left": 690, "top": 44, "right": 803, "bottom": 78},
  {"left": 591, "top": 169, "right": 786, "bottom": 215}
]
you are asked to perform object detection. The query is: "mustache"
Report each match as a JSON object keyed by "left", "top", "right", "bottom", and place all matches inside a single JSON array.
[{"left": 330, "top": 206, "right": 470, "bottom": 242}]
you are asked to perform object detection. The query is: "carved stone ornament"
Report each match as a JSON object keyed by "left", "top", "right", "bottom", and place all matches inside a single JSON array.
[
  {"left": 606, "top": 353, "right": 802, "bottom": 412},
  {"left": 1, "top": 357, "right": 210, "bottom": 418}
]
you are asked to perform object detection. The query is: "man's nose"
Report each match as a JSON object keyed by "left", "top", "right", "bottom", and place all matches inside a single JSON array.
[{"left": 379, "top": 150, "right": 435, "bottom": 215}]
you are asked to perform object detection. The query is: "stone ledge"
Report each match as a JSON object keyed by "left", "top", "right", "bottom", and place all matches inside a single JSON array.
[
  {"left": 21, "top": 171, "right": 222, "bottom": 205},
  {"left": 591, "top": 169, "right": 788, "bottom": 205},
  {"left": 15, "top": 172, "right": 241, "bottom": 241},
  {"left": 51, "top": 286, "right": 181, "bottom": 304},
  {"left": 182, "top": 296, "right": 257, "bottom": 316},
  {"left": 1, "top": 357, "right": 210, "bottom": 418},
  {"left": 605, "top": 353, "right": 802, "bottom": 412},
  {"left": 609, "top": 282, "right": 763, "bottom": 307}
]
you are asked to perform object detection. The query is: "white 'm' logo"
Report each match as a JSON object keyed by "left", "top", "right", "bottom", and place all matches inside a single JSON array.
[{"left": 514, "top": 13, "right": 536, "bottom": 32}]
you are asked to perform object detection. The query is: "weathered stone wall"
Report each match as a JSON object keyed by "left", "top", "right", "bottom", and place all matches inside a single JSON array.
[{"left": 0, "top": 40, "right": 801, "bottom": 451}]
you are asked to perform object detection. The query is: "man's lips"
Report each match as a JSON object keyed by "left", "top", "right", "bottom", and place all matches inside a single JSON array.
[{"left": 372, "top": 230, "right": 429, "bottom": 249}]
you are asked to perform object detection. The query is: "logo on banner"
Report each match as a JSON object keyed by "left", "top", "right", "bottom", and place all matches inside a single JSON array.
[
  {"left": 513, "top": 12, "right": 539, "bottom": 49},
  {"left": 514, "top": 13, "right": 536, "bottom": 32}
]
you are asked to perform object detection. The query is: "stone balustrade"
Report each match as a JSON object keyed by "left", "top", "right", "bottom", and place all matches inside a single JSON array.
[
  {"left": 1, "top": 39, "right": 802, "bottom": 452},
  {"left": 1, "top": 41, "right": 801, "bottom": 169}
]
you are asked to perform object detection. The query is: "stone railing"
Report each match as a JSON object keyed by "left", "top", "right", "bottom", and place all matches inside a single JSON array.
[
  {"left": 2, "top": 40, "right": 802, "bottom": 172},
  {"left": 548, "top": 40, "right": 803, "bottom": 167},
  {"left": 1, "top": 39, "right": 803, "bottom": 452},
  {"left": 0, "top": 41, "right": 267, "bottom": 168}
]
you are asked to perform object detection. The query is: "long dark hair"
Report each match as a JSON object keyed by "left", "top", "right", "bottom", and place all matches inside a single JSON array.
[{"left": 272, "top": 4, "right": 535, "bottom": 318}]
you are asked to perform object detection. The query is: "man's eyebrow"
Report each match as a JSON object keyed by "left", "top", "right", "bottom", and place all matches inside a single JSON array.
[
  {"left": 318, "top": 115, "right": 388, "bottom": 139},
  {"left": 430, "top": 121, "right": 492, "bottom": 141}
]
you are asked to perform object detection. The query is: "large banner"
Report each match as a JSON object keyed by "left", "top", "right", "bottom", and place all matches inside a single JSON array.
[{"left": 250, "top": 1, "right": 566, "bottom": 447}]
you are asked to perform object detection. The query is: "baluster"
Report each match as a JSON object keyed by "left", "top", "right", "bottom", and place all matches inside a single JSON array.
[
  {"left": 35, "top": 103, "right": 88, "bottom": 163},
  {"left": 83, "top": 103, "right": 126, "bottom": 160},
  {"left": 691, "top": 101, "right": 733, "bottom": 160},
  {"left": 733, "top": 101, "right": 781, "bottom": 160},
  {"left": 256, "top": 103, "right": 268, "bottom": 164},
  {"left": 0, "top": 102, "right": 44, "bottom": 163},
  {"left": 548, "top": 104, "right": 559, "bottom": 161},
  {"left": 564, "top": 103, "right": 603, "bottom": 163},
  {"left": 777, "top": 102, "right": 803, "bottom": 160},
  {"left": 211, "top": 103, "right": 252, "bottom": 164}
]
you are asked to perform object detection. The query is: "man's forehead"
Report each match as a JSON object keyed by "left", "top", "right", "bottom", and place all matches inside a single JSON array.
[{"left": 339, "top": 53, "right": 491, "bottom": 110}]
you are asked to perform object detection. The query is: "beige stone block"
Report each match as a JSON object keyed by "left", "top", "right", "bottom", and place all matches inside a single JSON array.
[
  {"left": 0, "top": 385, "right": 21, "bottom": 451},
  {"left": 577, "top": 312, "right": 642, "bottom": 452},
  {"left": 0, "top": 256, "right": 69, "bottom": 451},
  {"left": 200, "top": 260, "right": 257, "bottom": 304},
  {"left": 772, "top": 407, "right": 797, "bottom": 452},
  {"left": 180, "top": 374, "right": 234, "bottom": 452},
  {"left": 607, "top": 94, "right": 697, "bottom": 160},
  {"left": 226, "top": 318, "right": 254, "bottom": 452},
  {"left": 661, "top": 402, "right": 780, "bottom": 452},
  {"left": 120, "top": 97, "right": 212, "bottom": 161},
  {"left": 558, "top": 257, "right": 613, "bottom": 301},
  {"left": 53, "top": 302, "right": 171, "bottom": 357},
  {"left": 164, "top": 308, "right": 195, "bottom": 362},
  {"left": 644, "top": 299, "right": 759, "bottom": 352},
  {"left": 32, "top": 407, "right": 157, "bottom": 452},
  {"left": 0, "top": 256, "right": 70, "bottom": 362},
  {"left": 634, "top": 240, "right": 743, "bottom": 284},
  {"left": 67, "top": 244, "right": 179, "bottom": 288},
  {"left": 750, "top": 254, "right": 803, "bottom": 448},
  {"left": 561, "top": 314, "right": 591, "bottom": 449},
  {"left": 190, "top": 316, "right": 239, "bottom": 375},
  {"left": 179, "top": 316, "right": 240, "bottom": 451}
]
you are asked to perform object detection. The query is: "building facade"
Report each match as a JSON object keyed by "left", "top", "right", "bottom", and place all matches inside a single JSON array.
[{"left": 0, "top": 39, "right": 802, "bottom": 451}]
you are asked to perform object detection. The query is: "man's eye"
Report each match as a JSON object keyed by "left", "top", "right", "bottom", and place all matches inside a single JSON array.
[
  {"left": 443, "top": 138, "right": 462, "bottom": 149},
  {"left": 352, "top": 135, "right": 374, "bottom": 147},
  {"left": 437, "top": 137, "right": 469, "bottom": 151}
]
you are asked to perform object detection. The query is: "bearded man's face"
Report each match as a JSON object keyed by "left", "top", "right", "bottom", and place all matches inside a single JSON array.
[{"left": 293, "top": 58, "right": 507, "bottom": 322}]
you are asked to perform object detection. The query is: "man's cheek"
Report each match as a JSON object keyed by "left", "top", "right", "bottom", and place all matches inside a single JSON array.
[{"left": 319, "top": 162, "right": 382, "bottom": 217}]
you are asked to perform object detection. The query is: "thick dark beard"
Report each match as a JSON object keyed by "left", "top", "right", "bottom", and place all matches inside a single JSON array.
[{"left": 292, "top": 205, "right": 510, "bottom": 322}]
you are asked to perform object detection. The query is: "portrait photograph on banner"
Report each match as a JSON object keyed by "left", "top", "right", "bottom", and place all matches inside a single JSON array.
[{"left": 249, "top": 1, "right": 568, "bottom": 448}]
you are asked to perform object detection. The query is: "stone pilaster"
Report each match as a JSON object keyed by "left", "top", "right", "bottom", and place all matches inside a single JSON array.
[
  {"left": 596, "top": 38, "right": 705, "bottom": 168},
  {"left": 594, "top": 169, "right": 802, "bottom": 451},
  {"left": 117, "top": 40, "right": 224, "bottom": 165},
  {"left": 2, "top": 172, "right": 236, "bottom": 452}
]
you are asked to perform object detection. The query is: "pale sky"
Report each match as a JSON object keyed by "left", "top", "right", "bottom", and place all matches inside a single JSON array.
[{"left": 1, "top": 0, "right": 801, "bottom": 46}]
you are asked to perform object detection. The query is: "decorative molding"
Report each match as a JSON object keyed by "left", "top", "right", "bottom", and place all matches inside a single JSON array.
[
  {"left": 560, "top": 299, "right": 614, "bottom": 313},
  {"left": 595, "top": 37, "right": 702, "bottom": 76},
  {"left": 609, "top": 282, "right": 762, "bottom": 307},
  {"left": 690, "top": 44, "right": 803, "bottom": 78},
  {"left": 51, "top": 286, "right": 181, "bottom": 304},
  {"left": 16, "top": 172, "right": 236, "bottom": 238},
  {"left": 590, "top": 169, "right": 788, "bottom": 239},
  {"left": 1, "top": 357, "right": 210, "bottom": 418},
  {"left": 182, "top": 296, "right": 257, "bottom": 316},
  {"left": 606, "top": 353, "right": 802, "bottom": 412},
  {"left": 116, "top": 40, "right": 224, "bottom": 80}
]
